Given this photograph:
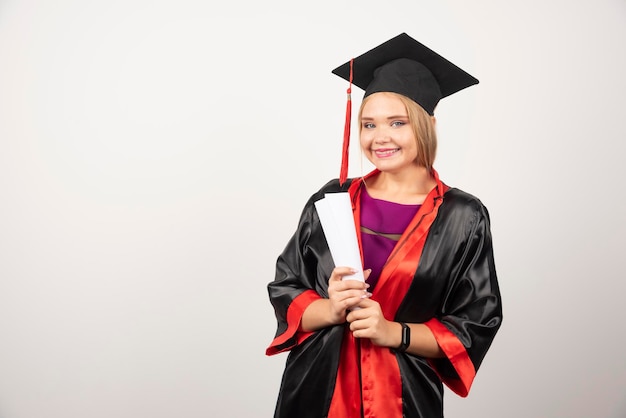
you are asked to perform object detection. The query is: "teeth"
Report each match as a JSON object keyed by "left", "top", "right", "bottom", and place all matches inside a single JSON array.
[{"left": 375, "top": 149, "right": 398, "bottom": 156}]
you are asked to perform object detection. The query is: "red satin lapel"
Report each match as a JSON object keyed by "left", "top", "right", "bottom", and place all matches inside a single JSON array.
[
  {"left": 374, "top": 171, "right": 447, "bottom": 313},
  {"left": 328, "top": 170, "right": 447, "bottom": 417}
]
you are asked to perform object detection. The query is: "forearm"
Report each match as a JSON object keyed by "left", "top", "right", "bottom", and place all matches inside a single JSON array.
[
  {"left": 391, "top": 322, "right": 445, "bottom": 358},
  {"left": 301, "top": 298, "right": 343, "bottom": 331}
]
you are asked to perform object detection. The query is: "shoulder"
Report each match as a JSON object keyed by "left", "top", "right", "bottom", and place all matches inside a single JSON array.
[
  {"left": 304, "top": 178, "right": 355, "bottom": 206},
  {"left": 443, "top": 187, "right": 488, "bottom": 210},
  {"left": 291, "top": 178, "right": 357, "bottom": 235},
  {"left": 440, "top": 187, "right": 492, "bottom": 225}
]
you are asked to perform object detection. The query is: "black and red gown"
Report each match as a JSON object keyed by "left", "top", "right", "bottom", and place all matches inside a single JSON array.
[{"left": 266, "top": 169, "right": 503, "bottom": 418}]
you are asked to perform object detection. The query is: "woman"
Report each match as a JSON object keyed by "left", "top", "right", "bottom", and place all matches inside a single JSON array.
[{"left": 266, "top": 33, "right": 503, "bottom": 418}]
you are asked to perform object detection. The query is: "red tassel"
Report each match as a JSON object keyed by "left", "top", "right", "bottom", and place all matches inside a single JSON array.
[{"left": 339, "top": 59, "right": 353, "bottom": 185}]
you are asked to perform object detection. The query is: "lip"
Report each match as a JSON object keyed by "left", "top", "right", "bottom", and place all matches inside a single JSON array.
[{"left": 373, "top": 148, "right": 400, "bottom": 158}]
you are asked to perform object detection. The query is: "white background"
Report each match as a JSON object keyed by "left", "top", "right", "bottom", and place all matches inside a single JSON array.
[{"left": 1, "top": 1, "right": 625, "bottom": 417}]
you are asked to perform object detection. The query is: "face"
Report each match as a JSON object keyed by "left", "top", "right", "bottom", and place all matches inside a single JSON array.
[{"left": 359, "top": 92, "right": 419, "bottom": 173}]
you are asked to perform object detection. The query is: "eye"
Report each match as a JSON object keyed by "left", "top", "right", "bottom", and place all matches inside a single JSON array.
[
  {"left": 391, "top": 120, "right": 406, "bottom": 127},
  {"left": 363, "top": 122, "right": 375, "bottom": 129}
]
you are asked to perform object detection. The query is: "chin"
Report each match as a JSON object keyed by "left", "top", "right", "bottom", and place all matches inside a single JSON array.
[{"left": 375, "top": 163, "right": 403, "bottom": 172}]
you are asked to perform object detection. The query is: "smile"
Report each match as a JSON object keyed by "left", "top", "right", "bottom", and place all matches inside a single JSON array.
[{"left": 374, "top": 148, "right": 400, "bottom": 158}]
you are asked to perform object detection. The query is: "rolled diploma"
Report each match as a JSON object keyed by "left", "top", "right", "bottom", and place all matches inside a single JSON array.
[{"left": 314, "top": 192, "right": 365, "bottom": 282}]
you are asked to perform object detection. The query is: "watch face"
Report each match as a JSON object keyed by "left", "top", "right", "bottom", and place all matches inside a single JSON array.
[{"left": 398, "top": 322, "right": 410, "bottom": 352}]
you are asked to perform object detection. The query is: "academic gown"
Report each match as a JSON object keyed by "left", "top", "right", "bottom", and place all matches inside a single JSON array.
[{"left": 266, "top": 169, "right": 503, "bottom": 418}]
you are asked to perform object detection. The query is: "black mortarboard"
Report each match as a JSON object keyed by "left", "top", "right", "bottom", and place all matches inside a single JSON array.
[
  {"left": 332, "top": 33, "right": 479, "bottom": 184},
  {"left": 332, "top": 32, "right": 479, "bottom": 115}
]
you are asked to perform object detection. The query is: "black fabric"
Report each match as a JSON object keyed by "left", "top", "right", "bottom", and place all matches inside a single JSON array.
[{"left": 267, "top": 179, "right": 502, "bottom": 418}]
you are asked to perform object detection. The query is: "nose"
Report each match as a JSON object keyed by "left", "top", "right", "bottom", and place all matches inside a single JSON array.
[{"left": 374, "top": 129, "right": 391, "bottom": 144}]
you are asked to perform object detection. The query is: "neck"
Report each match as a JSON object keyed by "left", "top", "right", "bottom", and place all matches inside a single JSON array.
[{"left": 365, "top": 166, "right": 437, "bottom": 204}]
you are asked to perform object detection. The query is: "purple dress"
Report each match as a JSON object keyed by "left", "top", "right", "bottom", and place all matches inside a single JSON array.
[{"left": 360, "top": 188, "right": 421, "bottom": 290}]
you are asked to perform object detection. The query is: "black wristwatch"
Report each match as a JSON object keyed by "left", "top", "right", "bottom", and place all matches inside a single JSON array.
[{"left": 397, "top": 322, "right": 411, "bottom": 352}]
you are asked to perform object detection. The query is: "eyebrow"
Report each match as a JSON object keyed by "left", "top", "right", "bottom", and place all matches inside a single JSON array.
[{"left": 361, "top": 114, "right": 408, "bottom": 120}]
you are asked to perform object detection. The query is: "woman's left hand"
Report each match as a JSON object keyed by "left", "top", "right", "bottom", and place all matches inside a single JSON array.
[{"left": 346, "top": 298, "right": 397, "bottom": 348}]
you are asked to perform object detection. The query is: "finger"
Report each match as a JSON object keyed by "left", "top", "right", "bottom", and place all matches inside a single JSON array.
[
  {"left": 340, "top": 291, "right": 370, "bottom": 308},
  {"left": 335, "top": 266, "right": 358, "bottom": 276},
  {"left": 346, "top": 309, "right": 361, "bottom": 323},
  {"left": 330, "top": 279, "right": 369, "bottom": 294},
  {"left": 342, "top": 291, "right": 371, "bottom": 309},
  {"left": 346, "top": 302, "right": 374, "bottom": 323},
  {"left": 343, "top": 281, "right": 370, "bottom": 293},
  {"left": 329, "top": 266, "right": 358, "bottom": 283},
  {"left": 349, "top": 318, "right": 373, "bottom": 336},
  {"left": 352, "top": 297, "right": 375, "bottom": 311},
  {"left": 329, "top": 281, "right": 368, "bottom": 298}
]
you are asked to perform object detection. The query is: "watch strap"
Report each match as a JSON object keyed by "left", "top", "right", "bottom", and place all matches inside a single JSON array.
[{"left": 397, "top": 322, "right": 410, "bottom": 352}]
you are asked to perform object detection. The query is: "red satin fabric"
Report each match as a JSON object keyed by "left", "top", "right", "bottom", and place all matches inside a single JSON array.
[
  {"left": 424, "top": 318, "right": 476, "bottom": 397},
  {"left": 265, "top": 289, "right": 320, "bottom": 355},
  {"left": 329, "top": 170, "right": 448, "bottom": 417}
]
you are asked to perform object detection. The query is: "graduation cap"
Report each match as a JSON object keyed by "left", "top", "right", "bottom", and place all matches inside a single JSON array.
[{"left": 332, "top": 32, "right": 478, "bottom": 184}]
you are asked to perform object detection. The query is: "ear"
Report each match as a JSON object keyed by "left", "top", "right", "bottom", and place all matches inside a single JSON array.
[{"left": 430, "top": 116, "right": 437, "bottom": 127}]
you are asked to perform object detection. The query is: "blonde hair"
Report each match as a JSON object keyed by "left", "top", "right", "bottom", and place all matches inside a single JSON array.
[{"left": 358, "top": 92, "right": 437, "bottom": 171}]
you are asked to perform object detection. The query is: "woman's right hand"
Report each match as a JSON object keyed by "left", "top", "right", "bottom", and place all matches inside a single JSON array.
[
  {"left": 301, "top": 267, "right": 371, "bottom": 331},
  {"left": 327, "top": 267, "right": 371, "bottom": 325}
]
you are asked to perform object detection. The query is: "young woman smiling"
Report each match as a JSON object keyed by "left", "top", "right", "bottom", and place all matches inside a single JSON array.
[{"left": 266, "top": 33, "right": 503, "bottom": 418}]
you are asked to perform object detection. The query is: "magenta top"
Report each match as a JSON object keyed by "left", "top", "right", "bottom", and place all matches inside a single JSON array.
[{"left": 360, "top": 188, "right": 421, "bottom": 290}]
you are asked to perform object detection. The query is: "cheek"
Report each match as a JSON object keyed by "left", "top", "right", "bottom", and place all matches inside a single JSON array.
[{"left": 359, "top": 132, "right": 373, "bottom": 150}]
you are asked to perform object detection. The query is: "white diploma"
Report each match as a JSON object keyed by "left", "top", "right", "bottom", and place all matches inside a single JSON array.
[{"left": 314, "top": 192, "right": 365, "bottom": 282}]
